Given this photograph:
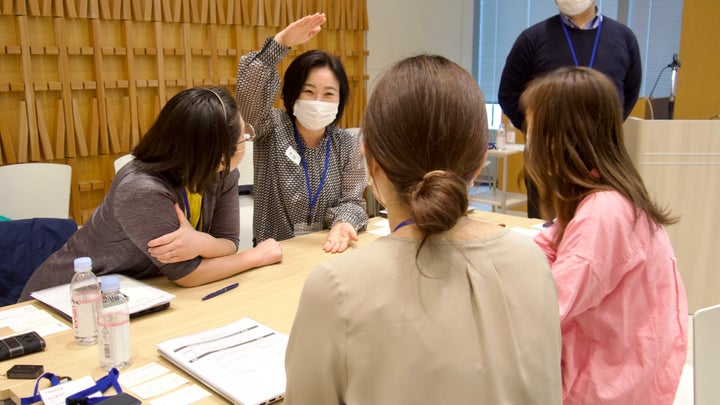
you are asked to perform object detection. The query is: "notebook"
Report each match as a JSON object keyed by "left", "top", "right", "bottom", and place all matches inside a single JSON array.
[
  {"left": 156, "top": 317, "right": 287, "bottom": 405},
  {"left": 31, "top": 274, "right": 175, "bottom": 320}
]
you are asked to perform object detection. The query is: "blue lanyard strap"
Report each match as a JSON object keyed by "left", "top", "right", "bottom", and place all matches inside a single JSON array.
[
  {"left": 66, "top": 368, "right": 122, "bottom": 404},
  {"left": 21, "top": 372, "right": 61, "bottom": 405},
  {"left": 293, "top": 126, "right": 331, "bottom": 224},
  {"left": 561, "top": 18, "right": 602, "bottom": 68},
  {"left": 20, "top": 368, "right": 122, "bottom": 405},
  {"left": 392, "top": 218, "right": 415, "bottom": 233}
]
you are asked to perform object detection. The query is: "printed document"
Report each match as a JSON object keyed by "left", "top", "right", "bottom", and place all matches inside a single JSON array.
[{"left": 156, "top": 317, "right": 287, "bottom": 405}]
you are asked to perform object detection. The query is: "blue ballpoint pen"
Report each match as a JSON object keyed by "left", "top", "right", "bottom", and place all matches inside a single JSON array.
[{"left": 201, "top": 283, "right": 239, "bottom": 301}]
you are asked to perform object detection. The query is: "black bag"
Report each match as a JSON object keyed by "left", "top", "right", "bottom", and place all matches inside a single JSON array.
[{"left": 0, "top": 331, "right": 46, "bottom": 361}]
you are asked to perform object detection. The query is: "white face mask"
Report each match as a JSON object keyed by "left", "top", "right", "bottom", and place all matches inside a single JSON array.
[
  {"left": 556, "top": 0, "right": 593, "bottom": 16},
  {"left": 293, "top": 99, "right": 339, "bottom": 131}
]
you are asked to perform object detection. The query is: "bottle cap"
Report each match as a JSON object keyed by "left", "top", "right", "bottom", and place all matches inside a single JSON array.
[
  {"left": 73, "top": 257, "right": 92, "bottom": 272},
  {"left": 100, "top": 275, "right": 121, "bottom": 292}
]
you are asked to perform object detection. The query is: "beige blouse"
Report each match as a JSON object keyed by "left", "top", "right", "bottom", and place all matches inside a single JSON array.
[{"left": 285, "top": 227, "right": 562, "bottom": 404}]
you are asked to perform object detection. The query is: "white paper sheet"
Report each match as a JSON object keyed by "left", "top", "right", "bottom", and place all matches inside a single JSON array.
[
  {"left": 150, "top": 385, "right": 211, "bottom": 405},
  {"left": 156, "top": 318, "right": 287, "bottom": 405},
  {"left": 0, "top": 305, "right": 69, "bottom": 338}
]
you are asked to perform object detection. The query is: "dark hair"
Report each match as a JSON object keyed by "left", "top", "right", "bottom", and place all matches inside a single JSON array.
[
  {"left": 133, "top": 86, "right": 240, "bottom": 193},
  {"left": 521, "top": 66, "right": 677, "bottom": 242},
  {"left": 363, "top": 54, "right": 488, "bottom": 239},
  {"left": 282, "top": 50, "right": 350, "bottom": 126}
]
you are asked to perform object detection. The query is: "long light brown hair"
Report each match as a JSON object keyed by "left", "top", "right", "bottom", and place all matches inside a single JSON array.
[{"left": 521, "top": 67, "right": 677, "bottom": 243}]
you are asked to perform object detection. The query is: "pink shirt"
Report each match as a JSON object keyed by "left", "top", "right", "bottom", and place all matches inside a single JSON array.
[{"left": 534, "top": 191, "right": 688, "bottom": 405}]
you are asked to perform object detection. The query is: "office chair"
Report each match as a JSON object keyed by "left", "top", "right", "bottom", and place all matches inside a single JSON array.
[
  {"left": 693, "top": 303, "right": 720, "bottom": 405},
  {"left": 0, "top": 217, "right": 77, "bottom": 306},
  {"left": 0, "top": 163, "right": 72, "bottom": 220},
  {"left": 113, "top": 154, "right": 135, "bottom": 173}
]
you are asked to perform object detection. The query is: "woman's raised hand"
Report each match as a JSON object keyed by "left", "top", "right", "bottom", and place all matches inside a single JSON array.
[{"left": 274, "top": 13, "right": 327, "bottom": 48}]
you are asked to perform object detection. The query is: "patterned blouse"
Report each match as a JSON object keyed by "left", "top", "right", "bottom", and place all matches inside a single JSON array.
[{"left": 235, "top": 38, "right": 368, "bottom": 243}]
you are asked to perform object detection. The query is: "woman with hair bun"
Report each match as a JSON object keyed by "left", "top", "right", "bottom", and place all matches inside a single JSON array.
[{"left": 284, "top": 55, "right": 562, "bottom": 404}]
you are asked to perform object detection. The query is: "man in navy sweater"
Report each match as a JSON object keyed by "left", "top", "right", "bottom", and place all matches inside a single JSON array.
[{"left": 498, "top": 0, "right": 641, "bottom": 219}]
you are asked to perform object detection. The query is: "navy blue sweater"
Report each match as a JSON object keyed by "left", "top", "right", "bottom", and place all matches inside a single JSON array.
[{"left": 498, "top": 15, "right": 642, "bottom": 129}]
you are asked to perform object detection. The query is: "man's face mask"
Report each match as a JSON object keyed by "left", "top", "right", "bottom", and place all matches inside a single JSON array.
[{"left": 556, "top": 0, "right": 593, "bottom": 16}]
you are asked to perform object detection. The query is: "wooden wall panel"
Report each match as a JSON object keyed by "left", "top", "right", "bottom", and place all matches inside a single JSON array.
[
  {"left": 675, "top": 0, "right": 720, "bottom": 120},
  {"left": 0, "top": 0, "right": 368, "bottom": 224},
  {"left": 624, "top": 118, "right": 720, "bottom": 312}
]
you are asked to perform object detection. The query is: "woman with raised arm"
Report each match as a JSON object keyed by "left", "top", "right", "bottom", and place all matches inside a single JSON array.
[{"left": 236, "top": 13, "right": 368, "bottom": 253}]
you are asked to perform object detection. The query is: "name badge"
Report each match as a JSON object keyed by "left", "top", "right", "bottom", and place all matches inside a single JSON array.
[{"left": 285, "top": 146, "right": 301, "bottom": 165}]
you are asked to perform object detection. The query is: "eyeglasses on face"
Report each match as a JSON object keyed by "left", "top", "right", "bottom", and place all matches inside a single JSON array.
[{"left": 237, "top": 122, "right": 256, "bottom": 144}]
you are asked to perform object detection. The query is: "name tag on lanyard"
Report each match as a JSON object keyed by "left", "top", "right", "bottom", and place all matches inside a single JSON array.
[{"left": 285, "top": 146, "right": 301, "bottom": 165}]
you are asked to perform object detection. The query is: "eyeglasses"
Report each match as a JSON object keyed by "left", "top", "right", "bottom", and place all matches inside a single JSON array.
[{"left": 237, "top": 122, "right": 256, "bottom": 144}]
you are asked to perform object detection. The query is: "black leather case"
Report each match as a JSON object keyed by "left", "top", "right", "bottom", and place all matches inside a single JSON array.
[{"left": 0, "top": 331, "right": 46, "bottom": 361}]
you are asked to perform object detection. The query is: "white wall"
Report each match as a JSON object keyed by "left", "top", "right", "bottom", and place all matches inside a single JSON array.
[{"left": 366, "top": 0, "right": 475, "bottom": 94}]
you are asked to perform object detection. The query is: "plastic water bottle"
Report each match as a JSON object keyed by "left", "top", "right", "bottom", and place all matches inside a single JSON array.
[
  {"left": 70, "top": 257, "right": 100, "bottom": 345},
  {"left": 496, "top": 122, "right": 506, "bottom": 150},
  {"left": 506, "top": 122, "right": 517, "bottom": 145},
  {"left": 97, "top": 275, "right": 131, "bottom": 370}
]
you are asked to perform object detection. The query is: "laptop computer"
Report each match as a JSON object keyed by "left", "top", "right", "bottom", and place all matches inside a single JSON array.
[{"left": 31, "top": 274, "right": 175, "bottom": 320}]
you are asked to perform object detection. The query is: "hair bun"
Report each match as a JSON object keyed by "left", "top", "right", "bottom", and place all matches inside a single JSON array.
[
  {"left": 409, "top": 170, "right": 468, "bottom": 234},
  {"left": 422, "top": 170, "right": 446, "bottom": 181}
]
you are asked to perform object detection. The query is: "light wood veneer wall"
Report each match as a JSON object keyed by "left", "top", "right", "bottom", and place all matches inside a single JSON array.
[{"left": 0, "top": 0, "right": 368, "bottom": 224}]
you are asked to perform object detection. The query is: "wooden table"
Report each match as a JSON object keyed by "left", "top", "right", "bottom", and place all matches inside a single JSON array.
[{"left": 0, "top": 212, "right": 541, "bottom": 404}]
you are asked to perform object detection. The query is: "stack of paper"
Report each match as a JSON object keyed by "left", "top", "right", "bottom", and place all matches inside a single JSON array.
[{"left": 156, "top": 317, "right": 287, "bottom": 405}]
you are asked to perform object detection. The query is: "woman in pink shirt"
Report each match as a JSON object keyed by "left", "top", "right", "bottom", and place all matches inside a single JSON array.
[{"left": 521, "top": 66, "right": 688, "bottom": 404}]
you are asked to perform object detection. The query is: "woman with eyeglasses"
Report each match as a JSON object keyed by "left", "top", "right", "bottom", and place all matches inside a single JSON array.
[
  {"left": 236, "top": 13, "right": 368, "bottom": 253},
  {"left": 19, "top": 87, "right": 282, "bottom": 301}
]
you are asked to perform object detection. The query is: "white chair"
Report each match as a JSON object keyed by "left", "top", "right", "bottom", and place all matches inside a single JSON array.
[
  {"left": 236, "top": 140, "right": 254, "bottom": 250},
  {"left": 114, "top": 154, "right": 135, "bottom": 173},
  {"left": 693, "top": 304, "right": 720, "bottom": 405},
  {"left": 0, "top": 163, "right": 72, "bottom": 220},
  {"left": 237, "top": 141, "right": 253, "bottom": 188}
]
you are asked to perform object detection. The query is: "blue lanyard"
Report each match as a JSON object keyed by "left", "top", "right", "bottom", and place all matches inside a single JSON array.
[
  {"left": 294, "top": 126, "right": 331, "bottom": 224},
  {"left": 21, "top": 368, "right": 122, "bottom": 405},
  {"left": 561, "top": 18, "right": 602, "bottom": 68},
  {"left": 392, "top": 218, "right": 415, "bottom": 233}
]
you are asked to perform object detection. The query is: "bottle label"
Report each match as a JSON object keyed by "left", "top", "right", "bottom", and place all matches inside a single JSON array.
[
  {"left": 507, "top": 129, "right": 516, "bottom": 144},
  {"left": 71, "top": 292, "right": 99, "bottom": 337},
  {"left": 497, "top": 134, "right": 506, "bottom": 150},
  {"left": 98, "top": 311, "right": 131, "bottom": 365}
]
